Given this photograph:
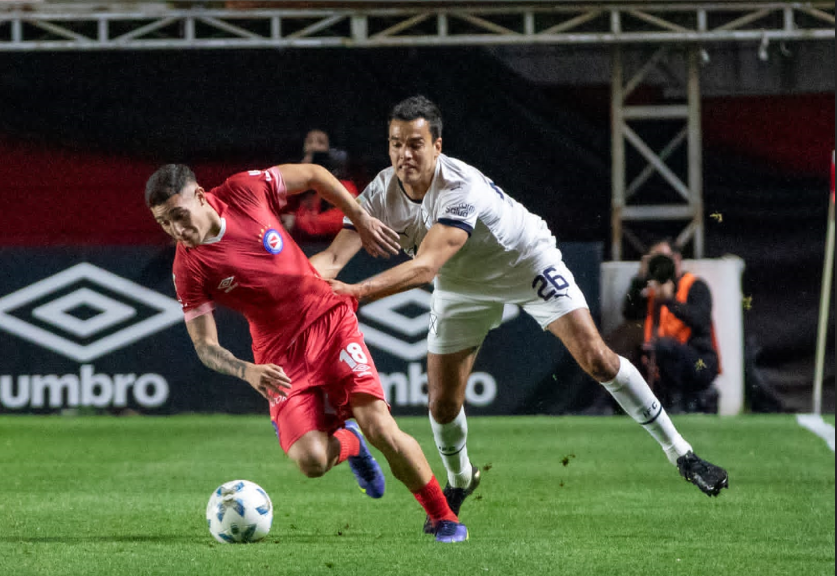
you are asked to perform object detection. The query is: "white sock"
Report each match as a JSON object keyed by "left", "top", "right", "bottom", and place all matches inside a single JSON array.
[
  {"left": 601, "top": 356, "right": 692, "bottom": 465},
  {"left": 429, "top": 407, "right": 472, "bottom": 488}
]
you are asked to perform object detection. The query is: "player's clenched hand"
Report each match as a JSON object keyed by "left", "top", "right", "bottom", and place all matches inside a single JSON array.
[
  {"left": 355, "top": 213, "right": 400, "bottom": 259},
  {"left": 326, "top": 278, "right": 360, "bottom": 299},
  {"left": 246, "top": 363, "right": 291, "bottom": 403}
]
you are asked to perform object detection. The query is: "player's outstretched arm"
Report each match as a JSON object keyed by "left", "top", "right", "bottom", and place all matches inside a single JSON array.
[
  {"left": 310, "top": 228, "right": 364, "bottom": 280},
  {"left": 276, "top": 163, "right": 400, "bottom": 258},
  {"left": 185, "top": 312, "right": 291, "bottom": 401},
  {"left": 329, "top": 223, "right": 468, "bottom": 303}
]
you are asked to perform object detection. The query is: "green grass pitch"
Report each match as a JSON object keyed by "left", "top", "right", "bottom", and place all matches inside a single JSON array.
[{"left": 0, "top": 414, "right": 833, "bottom": 576}]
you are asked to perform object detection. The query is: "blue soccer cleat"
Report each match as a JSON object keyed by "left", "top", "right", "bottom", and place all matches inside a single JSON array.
[
  {"left": 344, "top": 421, "right": 386, "bottom": 499},
  {"left": 423, "top": 465, "right": 481, "bottom": 534},
  {"left": 434, "top": 520, "right": 469, "bottom": 543}
]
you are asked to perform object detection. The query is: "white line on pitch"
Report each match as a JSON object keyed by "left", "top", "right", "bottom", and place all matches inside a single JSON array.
[{"left": 796, "top": 414, "right": 836, "bottom": 452}]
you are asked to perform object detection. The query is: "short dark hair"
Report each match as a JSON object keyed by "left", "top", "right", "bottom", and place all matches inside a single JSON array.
[
  {"left": 649, "top": 237, "right": 681, "bottom": 255},
  {"left": 389, "top": 95, "right": 443, "bottom": 141},
  {"left": 145, "top": 164, "right": 196, "bottom": 208}
]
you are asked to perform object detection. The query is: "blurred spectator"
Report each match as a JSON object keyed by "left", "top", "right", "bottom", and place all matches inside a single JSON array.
[
  {"left": 301, "top": 129, "right": 330, "bottom": 164},
  {"left": 281, "top": 129, "right": 359, "bottom": 242},
  {"left": 622, "top": 240, "right": 721, "bottom": 414}
]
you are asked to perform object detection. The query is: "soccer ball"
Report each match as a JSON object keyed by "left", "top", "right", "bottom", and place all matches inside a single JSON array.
[{"left": 205, "top": 480, "right": 273, "bottom": 543}]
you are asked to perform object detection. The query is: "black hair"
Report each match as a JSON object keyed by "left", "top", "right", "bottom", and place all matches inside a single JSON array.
[
  {"left": 648, "top": 237, "right": 682, "bottom": 255},
  {"left": 388, "top": 95, "right": 443, "bottom": 141},
  {"left": 145, "top": 164, "right": 196, "bottom": 208}
]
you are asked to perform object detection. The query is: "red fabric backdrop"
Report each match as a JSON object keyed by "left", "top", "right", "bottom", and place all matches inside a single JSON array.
[
  {"left": 702, "top": 94, "right": 834, "bottom": 176},
  {"left": 0, "top": 93, "right": 832, "bottom": 247},
  {"left": 0, "top": 142, "right": 261, "bottom": 246}
]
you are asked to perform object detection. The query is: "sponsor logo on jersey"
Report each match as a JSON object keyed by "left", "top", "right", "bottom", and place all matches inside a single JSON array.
[
  {"left": 352, "top": 363, "right": 373, "bottom": 376},
  {"left": 217, "top": 276, "right": 239, "bottom": 293},
  {"left": 445, "top": 203, "right": 475, "bottom": 218},
  {"left": 260, "top": 228, "right": 284, "bottom": 255}
]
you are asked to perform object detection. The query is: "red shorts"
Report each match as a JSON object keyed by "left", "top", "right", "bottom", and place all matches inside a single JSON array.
[{"left": 268, "top": 303, "right": 387, "bottom": 453}]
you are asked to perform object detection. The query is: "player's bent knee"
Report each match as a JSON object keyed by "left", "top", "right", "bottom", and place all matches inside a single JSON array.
[
  {"left": 294, "top": 453, "right": 330, "bottom": 478},
  {"left": 361, "top": 418, "right": 402, "bottom": 453},
  {"left": 288, "top": 442, "right": 331, "bottom": 478},
  {"left": 584, "top": 348, "right": 619, "bottom": 382},
  {"left": 428, "top": 398, "right": 462, "bottom": 424}
]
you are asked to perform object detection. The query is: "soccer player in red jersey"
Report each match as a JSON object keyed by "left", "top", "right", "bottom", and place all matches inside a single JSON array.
[{"left": 145, "top": 163, "right": 468, "bottom": 543}]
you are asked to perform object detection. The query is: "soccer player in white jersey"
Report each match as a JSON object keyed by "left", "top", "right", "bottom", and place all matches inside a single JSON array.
[{"left": 311, "top": 95, "right": 728, "bottom": 532}]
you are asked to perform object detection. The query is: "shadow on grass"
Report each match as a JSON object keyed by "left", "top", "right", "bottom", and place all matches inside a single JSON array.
[
  {"left": 0, "top": 533, "right": 385, "bottom": 545},
  {"left": 0, "top": 535, "right": 197, "bottom": 544}
]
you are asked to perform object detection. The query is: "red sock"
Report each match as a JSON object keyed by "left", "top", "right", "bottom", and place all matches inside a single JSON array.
[
  {"left": 414, "top": 476, "right": 458, "bottom": 525},
  {"left": 333, "top": 428, "right": 360, "bottom": 464}
]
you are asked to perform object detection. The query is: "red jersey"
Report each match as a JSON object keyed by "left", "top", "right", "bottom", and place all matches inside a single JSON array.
[{"left": 171, "top": 167, "right": 354, "bottom": 362}]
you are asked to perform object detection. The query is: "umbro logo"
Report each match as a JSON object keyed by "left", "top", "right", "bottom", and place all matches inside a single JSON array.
[
  {"left": 0, "top": 263, "right": 181, "bottom": 363},
  {"left": 357, "top": 289, "right": 519, "bottom": 361},
  {"left": 352, "top": 363, "right": 373, "bottom": 376},
  {"left": 218, "top": 276, "right": 239, "bottom": 293}
]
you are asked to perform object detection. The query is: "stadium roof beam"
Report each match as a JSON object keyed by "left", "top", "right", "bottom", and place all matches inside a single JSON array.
[{"left": 0, "top": 2, "right": 832, "bottom": 51}]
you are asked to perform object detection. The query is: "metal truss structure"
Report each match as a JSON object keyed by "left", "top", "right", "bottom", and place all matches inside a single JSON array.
[
  {"left": 611, "top": 45, "right": 707, "bottom": 259},
  {"left": 0, "top": 2, "right": 832, "bottom": 51},
  {"left": 1, "top": 1, "right": 834, "bottom": 258}
]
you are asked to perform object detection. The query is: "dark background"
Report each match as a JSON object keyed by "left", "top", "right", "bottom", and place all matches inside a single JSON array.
[{"left": 0, "top": 47, "right": 833, "bottom": 412}]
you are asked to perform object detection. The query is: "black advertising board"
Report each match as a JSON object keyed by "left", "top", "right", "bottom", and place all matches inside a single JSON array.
[{"left": 0, "top": 243, "right": 601, "bottom": 416}]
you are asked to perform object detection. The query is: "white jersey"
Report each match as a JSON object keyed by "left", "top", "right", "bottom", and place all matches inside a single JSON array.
[{"left": 346, "top": 154, "right": 560, "bottom": 297}]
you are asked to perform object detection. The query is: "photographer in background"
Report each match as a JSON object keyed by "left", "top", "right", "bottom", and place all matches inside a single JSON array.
[
  {"left": 282, "top": 129, "right": 359, "bottom": 242},
  {"left": 623, "top": 240, "right": 721, "bottom": 414}
]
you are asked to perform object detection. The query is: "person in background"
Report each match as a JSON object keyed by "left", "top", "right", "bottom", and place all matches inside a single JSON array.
[
  {"left": 282, "top": 129, "right": 360, "bottom": 242},
  {"left": 300, "top": 129, "right": 329, "bottom": 164},
  {"left": 623, "top": 239, "right": 721, "bottom": 413}
]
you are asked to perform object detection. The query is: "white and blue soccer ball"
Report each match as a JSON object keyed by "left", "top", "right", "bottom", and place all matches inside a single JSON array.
[{"left": 205, "top": 480, "right": 273, "bottom": 543}]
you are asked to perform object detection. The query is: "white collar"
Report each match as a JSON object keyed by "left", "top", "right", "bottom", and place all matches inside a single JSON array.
[{"left": 201, "top": 217, "right": 226, "bottom": 245}]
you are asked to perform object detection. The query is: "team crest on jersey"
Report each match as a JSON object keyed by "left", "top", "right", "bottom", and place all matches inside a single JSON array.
[
  {"left": 445, "top": 203, "right": 475, "bottom": 218},
  {"left": 260, "top": 228, "right": 284, "bottom": 254}
]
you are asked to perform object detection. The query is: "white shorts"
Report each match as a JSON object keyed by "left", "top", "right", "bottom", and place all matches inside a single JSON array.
[{"left": 427, "top": 249, "right": 588, "bottom": 355}]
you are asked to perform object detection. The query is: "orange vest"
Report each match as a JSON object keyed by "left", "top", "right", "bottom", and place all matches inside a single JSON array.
[{"left": 644, "top": 272, "right": 722, "bottom": 372}]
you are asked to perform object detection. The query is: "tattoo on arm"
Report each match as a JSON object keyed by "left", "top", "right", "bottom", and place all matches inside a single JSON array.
[{"left": 194, "top": 343, "right": 248, "bottom": 380}]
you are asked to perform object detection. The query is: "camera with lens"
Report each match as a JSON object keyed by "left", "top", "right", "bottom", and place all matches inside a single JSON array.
[
  {"left": 310, "top": 149, "right": 348, "bottom": 179},
  {"left": 647, "top": 254, "right": 676, "bottom": 284}
]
